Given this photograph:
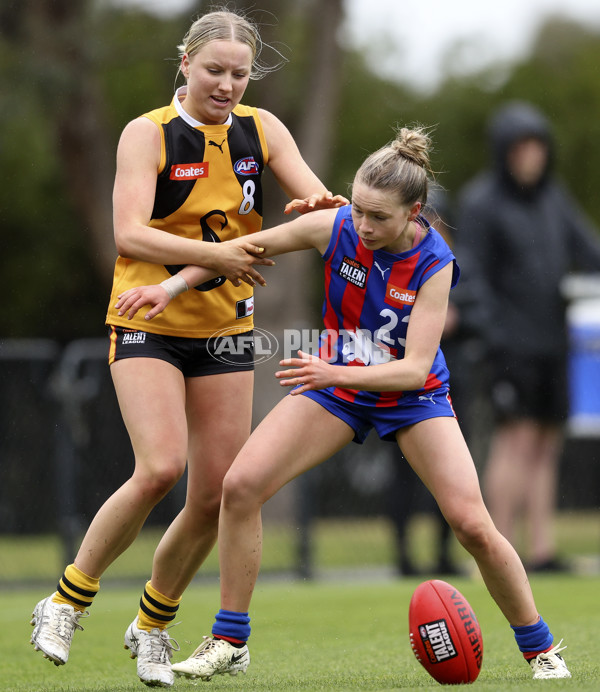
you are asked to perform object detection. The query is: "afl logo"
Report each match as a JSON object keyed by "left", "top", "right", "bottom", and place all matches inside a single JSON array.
[
  {"left": 234, "top": 157, "right": 260, "bottom": 175},
  {"left": 207, "top": 327, "right": 279, "bottom": 365}
]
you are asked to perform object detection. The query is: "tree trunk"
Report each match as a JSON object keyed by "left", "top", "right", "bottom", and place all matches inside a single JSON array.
[
  {"left": 229, "top": 0, "right": 346, "bottom": 420},
  {"left": 24, "top": 0, "right": 116, "bottom": 285}
]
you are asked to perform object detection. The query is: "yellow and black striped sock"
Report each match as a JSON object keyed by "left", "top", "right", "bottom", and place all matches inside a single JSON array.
[
  {"left": 136, "top": 581, "right": 181, "bottom": 632},
  {"left": 52, "top": 564, "right": 100, "bottom": 613}
]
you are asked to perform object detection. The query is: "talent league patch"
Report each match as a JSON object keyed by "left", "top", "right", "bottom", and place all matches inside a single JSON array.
[
  {"left": 419, "top": 619, "right": 459, "bottom": 664},
  {"left": 122, "top": 330, "right": 146, "bottom": 345},
  {"left": 337, "top": 256, "right": 368, "bottom": 288}
]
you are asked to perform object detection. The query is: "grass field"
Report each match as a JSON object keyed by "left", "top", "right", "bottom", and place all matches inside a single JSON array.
[
  {"left": 1, "top": 511, "right": 598, "bottom": 690},
  {"left": 2, "top": 574, "right": 598, "bottom": 691}
]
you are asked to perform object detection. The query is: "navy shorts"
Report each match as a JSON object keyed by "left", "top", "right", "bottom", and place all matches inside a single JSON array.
[
  {"left": 301, "top": 386, "right": 456, "bottom": 444},
  {"left": 490, "top": 354, "right": 568, "bottom": 423},
  {"left": 108, "top": 325, "right": 255, "bottom": 377}
]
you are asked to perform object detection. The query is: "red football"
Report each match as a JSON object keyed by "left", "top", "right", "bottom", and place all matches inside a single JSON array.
[{"left": 408, "top": 579, "right": 483, "bottom": 685}]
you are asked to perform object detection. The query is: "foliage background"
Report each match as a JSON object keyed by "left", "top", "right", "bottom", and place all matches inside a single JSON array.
[{"left": 2, "top": 0, "right": 600, "bottom": 341}]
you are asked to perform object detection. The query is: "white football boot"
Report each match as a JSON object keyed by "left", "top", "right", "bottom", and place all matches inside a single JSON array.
[
  {"left": 30, "top": 594, "right": 87, "bottom": 665},
  {"left": 171, "top": 636, "right": 250, "bottom": 681},
  {"left": 530, "top": 640, "right": 572, "bottom": 679},
  {"left": 124, "top": 619, "right": 180, "bottom": 688}
]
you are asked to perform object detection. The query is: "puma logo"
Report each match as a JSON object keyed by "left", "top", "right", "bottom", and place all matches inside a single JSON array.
[
  {"left": 374, "top": 261, "right": 390, "bottom": 280},
  {"left": 208, "top": 138, "right": 226, "bottom": 153}
]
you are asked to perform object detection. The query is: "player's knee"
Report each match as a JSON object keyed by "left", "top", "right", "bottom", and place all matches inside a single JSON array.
[
  {"left": 134, "top": 457, "right": 186, "bottom": 500},
  {"left": 449, "top": 512, "right": 493, "bottom": 555},
  {"left": 221, "top": 468, "right": 262, "bottom": 513}
]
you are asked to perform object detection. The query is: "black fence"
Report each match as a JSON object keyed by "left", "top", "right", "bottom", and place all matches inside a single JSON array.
[
  {"left": 0, "top": 338, "right": 186, "bottom": 565},
  {"left": 1, "top": 338, "right": 599, "bottom": 578}
]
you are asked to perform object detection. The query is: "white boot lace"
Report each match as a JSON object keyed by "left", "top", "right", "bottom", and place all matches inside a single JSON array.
[
  {"left": 142, "top": 628, "right": 180, "bottom": 664},
  {"left": 46, "top": 604, "right": 87, "bottom": 643}
]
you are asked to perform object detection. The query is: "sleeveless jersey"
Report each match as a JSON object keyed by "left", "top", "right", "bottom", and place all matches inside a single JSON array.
[
  {"left": 319, "top": 205, "right": 460, "bottom": 407},
  {"left": 106, "top": 89, "right": 268, "bottom": 337}
]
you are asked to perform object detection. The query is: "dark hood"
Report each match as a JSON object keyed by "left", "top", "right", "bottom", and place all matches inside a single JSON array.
[{"left": 488, "top": 101, "right": 554, "bottom": 198}]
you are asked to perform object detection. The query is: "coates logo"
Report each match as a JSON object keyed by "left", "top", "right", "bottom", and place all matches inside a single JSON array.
[
  {"left": 169, "top": 162, "right": 209, "bottom": 180},
  {"left": 386, "top": 284, "right": 416, "bottom": 308},
  {"left": 234, "top": 157, "right": 259, "bottom": 175}
]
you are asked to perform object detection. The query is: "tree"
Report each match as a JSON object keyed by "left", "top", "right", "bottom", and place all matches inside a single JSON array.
[
  {"left": 15, "top": 0, "right": 115, "bottom": 278},
  {"left": 416, "top": 17, "right": 600, "bottom": 226},
  {"left": 3, "top": 4, "right": 600, "bottom": 341},
  {"left": 0, "top": 1, "right": 184, "bottom": 338}
]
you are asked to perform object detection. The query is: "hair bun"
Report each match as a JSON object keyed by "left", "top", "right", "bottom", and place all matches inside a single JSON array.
[
  {"left": 353, "top": 124, "right": 434, "bottom": 207},
  {"left": 391, "top": 126, "right": 432, "bottom": 171}
]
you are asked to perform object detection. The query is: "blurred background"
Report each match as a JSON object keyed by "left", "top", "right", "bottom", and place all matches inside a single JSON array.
[{"left": 1, "top": 0, "right": 599, "bottom": 584}]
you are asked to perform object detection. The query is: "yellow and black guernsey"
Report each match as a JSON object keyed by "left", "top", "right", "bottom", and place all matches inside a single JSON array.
[{"left": 106, "top": 87, "right": 268, "bottom": 338}]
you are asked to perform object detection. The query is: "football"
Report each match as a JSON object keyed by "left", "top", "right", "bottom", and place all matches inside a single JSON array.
[{"left": 408, "top": 579, "right": 483, "bottom": 685}]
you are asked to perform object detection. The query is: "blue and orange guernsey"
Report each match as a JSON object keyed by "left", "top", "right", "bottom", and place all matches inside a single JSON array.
[
  {"left": 318, "top": 204, "right": 460, "bottom": 406},
  {"left": 106, "top": 87, "right": 268, "bottom": 338}
]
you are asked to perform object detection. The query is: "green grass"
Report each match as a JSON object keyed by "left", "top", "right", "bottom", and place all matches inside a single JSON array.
[
  {"left": 1, "top": 511, "right": 598, "bottom": 689},
  {"left": 2, "top": 509, "right": 599, "bottom": 583},
  {"left": 2, "top": 575, "right": 598, "bottom": 690}
]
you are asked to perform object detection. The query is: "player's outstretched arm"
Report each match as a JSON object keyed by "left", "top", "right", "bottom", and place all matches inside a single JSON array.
[
  {"left": 116, "top": 208, "right": 338, "bottom": 321},
  {"left": 229, "top": 208, "right": 338, "bottom": 258},
  {"left": 113, "top": 117, "right": 274, "bottom": 287}
]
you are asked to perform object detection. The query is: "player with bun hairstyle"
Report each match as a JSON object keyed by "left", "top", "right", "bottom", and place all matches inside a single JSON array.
[
  {"left": 29, "top": 8, "right": 346, "bottom": 687},
  {"left": 117, "top": 126, "right": 571, "bottom": 682}
]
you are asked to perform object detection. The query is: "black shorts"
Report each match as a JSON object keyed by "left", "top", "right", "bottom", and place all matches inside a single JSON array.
[
  {"left": 490, "top": 354, "right": 568, "bottom": 423},
  {"left": 108, "top": 326, "right": 255, "bottom": 377}
]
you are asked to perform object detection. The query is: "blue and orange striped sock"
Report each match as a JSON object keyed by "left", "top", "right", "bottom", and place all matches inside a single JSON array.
[
  {"left": 511, "top": 616, "right": 554, "bottom": 661},
  {"left": 212, "top": 609, "right": 251, "bottom": 646}
]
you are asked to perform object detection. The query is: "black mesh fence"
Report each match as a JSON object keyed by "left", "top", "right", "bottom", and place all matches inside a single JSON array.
[
  {"left": 0, "top": 339, "right": 60, "bottom": 534},
  {"left": 1, "top": 338, "right": 598, "bottom": 579},
  {"left": 0, "top": 338, "right": 186, "bottom": 565}
]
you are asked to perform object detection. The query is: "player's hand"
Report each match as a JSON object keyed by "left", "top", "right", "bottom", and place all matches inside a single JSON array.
[
  {"left": 284, "top": 191, "right": 349, "bottom": 215},
  {"left": 275, "top": 350, "right": 337, "bottom": 394},
  {"left": 115, "top": 285, "right": 171, "bottom": 321},
  {"left": 205, "top": 241, "right": 275, "bottom": 287}
]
